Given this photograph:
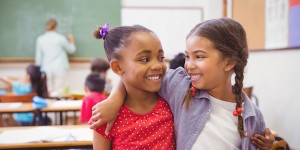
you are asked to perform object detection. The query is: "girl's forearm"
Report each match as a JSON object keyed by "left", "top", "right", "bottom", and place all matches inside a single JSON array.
[
  {"left": 0, "top": 76, "right": 12, "bottom": 87},
  {"left": 108, "top": 79, "right": 126, "bottom": 107}
]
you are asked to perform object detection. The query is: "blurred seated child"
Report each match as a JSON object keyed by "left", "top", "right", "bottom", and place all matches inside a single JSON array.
[
  {"left": 90, "top": 57, "right": 112, "bottom": 96},
  {"left": 169, "top": 52, "right": 186, "bottom": 69},
  {"left": 0, "top": 64, "right": 48, "bottom": 126},
  {"left": 79, "top": 72, "right": 106, "bottom": 123}
]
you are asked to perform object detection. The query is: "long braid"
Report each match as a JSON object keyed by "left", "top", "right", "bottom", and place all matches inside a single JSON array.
[{"left": 232, "top": 62, "right": 246, "bottom": 137}]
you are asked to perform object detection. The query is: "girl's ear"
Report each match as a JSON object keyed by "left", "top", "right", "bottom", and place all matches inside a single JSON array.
[
  {"left": 110, "top": 59, "right": 124, "bottom": 75},
  {"left": 224, "top": 58, "right": 235, "bottom": 71},
  {"left": 84, "top": 86, "right": 89, "bottom": 93}
]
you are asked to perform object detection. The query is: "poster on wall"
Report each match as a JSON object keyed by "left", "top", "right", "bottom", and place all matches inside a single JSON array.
[
  {"left": 289, "top": 0, "right": 300, "bottom": 47},
  {"left": 265, "top": 0, "right": 289, "bottom": 49}
]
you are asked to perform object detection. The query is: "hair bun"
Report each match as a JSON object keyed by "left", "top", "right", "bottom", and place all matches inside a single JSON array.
[
  {"left": 93, "top": 26, "right": 103, "bottom": 39},
  {"left": 93, "top": 23, "right": 109, "bottom": 40}
]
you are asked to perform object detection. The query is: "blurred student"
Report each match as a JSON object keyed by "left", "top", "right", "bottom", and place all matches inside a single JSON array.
[
  {"left": 79, "top": 72, "right": 106, "bottom": 123},
  {"left": 35, "top": 18, "right": 76, "bottom": 97},
  {"left": 169, "top": 53, "right": 186, "bottom": 69},
  {"left": 0, "top": 64, "right": 48, "bottom": 126},
  {"left": 90, "top": 57, "right": 112, "bottom": 96}
]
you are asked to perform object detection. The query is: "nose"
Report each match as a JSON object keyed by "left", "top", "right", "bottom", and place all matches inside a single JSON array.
[
  {"left": 185, "top": 59, "right": 195, "bottom": 70},
  {"left": 151, "top": 60, "right": 163, "bottom": 71}
]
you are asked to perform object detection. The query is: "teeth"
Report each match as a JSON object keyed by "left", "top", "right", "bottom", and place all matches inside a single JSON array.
[
  {"left": 190, "top": 75, "right": 202, "bottom": 80},
  {"left": 147, "top": 75, "right": 160, "bottom": 80}
]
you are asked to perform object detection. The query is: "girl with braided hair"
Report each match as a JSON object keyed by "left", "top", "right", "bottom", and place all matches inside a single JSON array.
[{"left": 90, "top": 18, "right": 274, "bottom": 150}]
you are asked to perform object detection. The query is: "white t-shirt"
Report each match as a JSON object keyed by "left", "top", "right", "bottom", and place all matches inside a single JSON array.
[{"left": 191, "top": 95, "right": 241, "bottom": 150}]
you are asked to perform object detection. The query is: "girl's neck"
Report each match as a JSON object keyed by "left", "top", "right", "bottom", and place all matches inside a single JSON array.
[
  {"left": 124, "top": 86, "right": 159, "bottom": 115},
  {"left": 208, "top": 83, "right": 236, "bottom": 103}
]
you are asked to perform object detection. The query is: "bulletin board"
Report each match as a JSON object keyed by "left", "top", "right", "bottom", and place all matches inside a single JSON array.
[{"left": 232, "top": 0, "right": 300, "bottom": 50}]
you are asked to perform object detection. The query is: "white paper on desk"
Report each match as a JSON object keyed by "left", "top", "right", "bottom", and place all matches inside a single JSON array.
[
  {"left": 0, "top": 127, "right": 68, "bottom": 144},
  {"left": 0, "top": 102, "right": 21, "bottom": 108},
  {"left": 51, "top": 100, "right": 82, "bottom": 108},
  {"left": 68, "top": 128, "right": 93, "bottom": 141}
]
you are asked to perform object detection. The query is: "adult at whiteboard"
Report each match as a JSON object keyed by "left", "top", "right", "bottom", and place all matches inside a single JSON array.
[{"left": 35, "top": 19, "right": 76, "bottom": 97}]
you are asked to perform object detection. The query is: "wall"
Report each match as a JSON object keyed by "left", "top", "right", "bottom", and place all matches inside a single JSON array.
[
  {"left": 244, "top": 49, "right": 300, "bottom": 149},
  {"left": 122, "top": 0, "right": 223, "bottom": 20},
  {"left": 121, "top": 0, "right": 223, "bottom": 59}
]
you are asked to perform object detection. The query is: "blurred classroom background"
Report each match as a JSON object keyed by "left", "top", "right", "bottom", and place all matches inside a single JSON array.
[{"left": 0, "top": 0, "right": 300, "bottom": 149}]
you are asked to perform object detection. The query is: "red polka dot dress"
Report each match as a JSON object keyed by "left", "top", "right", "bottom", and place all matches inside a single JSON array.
[{"left": 93, "top": 97, "right": 175, "bottom": 150}]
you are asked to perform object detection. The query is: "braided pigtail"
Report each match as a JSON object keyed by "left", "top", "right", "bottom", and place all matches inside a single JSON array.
[{"left": 232, "top": 62, "right": 246, "bottom": 137}]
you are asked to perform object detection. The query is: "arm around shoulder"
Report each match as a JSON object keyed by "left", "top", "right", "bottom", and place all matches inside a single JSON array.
[
  {"left": 158, "top": 67, "right": 188, "bottom": 102},
  {"left": 90, "top": 80, "right": 126, "bottom": 129}
]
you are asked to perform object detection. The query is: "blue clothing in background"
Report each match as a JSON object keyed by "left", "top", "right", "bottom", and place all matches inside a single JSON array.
[
  {"left": 0, "top": 90, "right": 6, "bottom": 95},
  {"left": 12, "top": 82, "right": 32, "bottom": 95},
  {"left": 12, "top": 81, "right": 34, "bottom": 123}
]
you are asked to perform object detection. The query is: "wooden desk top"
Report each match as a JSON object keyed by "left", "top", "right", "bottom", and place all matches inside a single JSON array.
[
  {"left": 0, "top": 125, "right": 92, "bottom": 149},
  {"left": 0, "top": 103, "right": 33, "bottom": 113},
  {"left": 0, "top": 100, "right": 82, "bottom": 113}
]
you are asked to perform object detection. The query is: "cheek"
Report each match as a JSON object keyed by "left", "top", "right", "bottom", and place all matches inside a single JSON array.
[{"left": 162, "top": 63, "right": 167, "bottom": 72}]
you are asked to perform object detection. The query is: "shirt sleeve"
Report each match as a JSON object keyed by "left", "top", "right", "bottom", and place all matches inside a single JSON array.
[
  {"left": 158, "top": 67, "right": 188, "bottom": 103},
  {"left": 88, "top": 120, "right": 113, "bottom": 141},
  {"left": 258, "top": 110, "right": 266, "bottom": 136},
  {"left": 61, "top": 36, "right": 76, "bottom": 54}
]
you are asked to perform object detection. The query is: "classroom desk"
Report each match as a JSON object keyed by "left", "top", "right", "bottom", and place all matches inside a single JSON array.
[
  {"left": 0, "top": 100, "right": 82, "bottom": 126},
  {"left": 0, "top": 125, "right": 92, "bottom": 150}
]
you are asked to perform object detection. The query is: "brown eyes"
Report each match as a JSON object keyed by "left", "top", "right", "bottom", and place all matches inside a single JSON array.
[
  {"left": 139, "top": 56, "right": 165, "bottom": 63},
  {"left": 140, "top": 58, "right": 149, "bottom": 62}
]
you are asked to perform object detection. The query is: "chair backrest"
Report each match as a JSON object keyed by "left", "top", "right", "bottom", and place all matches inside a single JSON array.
[
  {"left": 0, "top": 93, "right": 37, "bottom": 103},
  {"left": 271, "top": 140, "right": 287, "bottom": 150},
  {"left": 243, "top": 86, "right": 253, "bottom": 98},
  {"left": 70, "top": 94, "right": 84, "bottom": 100}
]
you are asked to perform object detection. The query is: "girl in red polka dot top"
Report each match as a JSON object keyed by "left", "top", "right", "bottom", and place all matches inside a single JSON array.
[{"left": 90, "top": 24, "right": 175, "bottom": 150}]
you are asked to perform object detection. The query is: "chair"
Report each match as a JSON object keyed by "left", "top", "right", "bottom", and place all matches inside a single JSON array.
[
  {"left": 0, "top": 93, "right": 36, "bottom": 103},
  {"left": 70, "top": 93, "right": 84, "bottom": 100},
  {"left": 272, "top": 140, "right": 288, "bottom": 150},
  {"left": 243, "top": 86, "right": 259, "bottom": 107},
  {"left": 0, "top": 93, "right": 38, "bottom": 126},
  {"left": 242, "top": 86, "right": 253, "bottom": 98}
]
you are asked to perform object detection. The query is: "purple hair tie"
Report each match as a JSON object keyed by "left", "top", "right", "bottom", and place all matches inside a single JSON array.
[{"left": 100, "top": 23, "right": 109, "bottom": 39}]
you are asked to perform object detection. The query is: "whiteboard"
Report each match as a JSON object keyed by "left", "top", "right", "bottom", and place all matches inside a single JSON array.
[{"left": 121, "top": 7, "right": 203, "bottom": 59}]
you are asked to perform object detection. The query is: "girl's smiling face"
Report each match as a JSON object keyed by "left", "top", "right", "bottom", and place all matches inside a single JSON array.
[
  {"left": 118, "top": 31, "right": 166, "bottom": 93},
  {"left": 185, "top": 35, "right": 231, "bottom": 91}
]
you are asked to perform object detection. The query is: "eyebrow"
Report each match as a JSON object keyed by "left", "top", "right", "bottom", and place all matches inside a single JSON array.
[
  {"left": 136, "top": 49, "right": 164, "bottom": 55},
  {"left": 185, "top": 50, "right": 206, "bottom": 54}
]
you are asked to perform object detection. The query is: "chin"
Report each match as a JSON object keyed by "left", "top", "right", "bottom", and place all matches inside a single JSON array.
[
  {"left": 192, "top": 83, "right": 203, "bottom": 89},
  {"left": 147, "top": 86, "right": 161, "bottom": 92}
]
